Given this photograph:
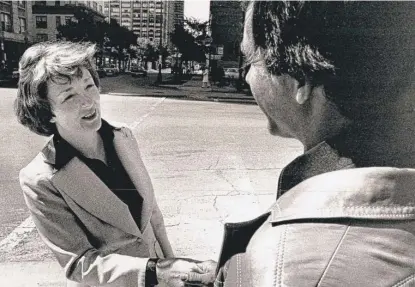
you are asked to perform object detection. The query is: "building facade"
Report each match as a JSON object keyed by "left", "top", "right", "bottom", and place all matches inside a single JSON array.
[
  {"left": 210, "top": 1, "right": 244, "bottom": 63},
  {"left": 32, "top": 0, "right": 105, "bottom": 43},
  {"left": 104, "top": 0, "right": 184, "bottom": 48},
  {"left": 0, "top": 0, "right": 33, "bottom": 72}
]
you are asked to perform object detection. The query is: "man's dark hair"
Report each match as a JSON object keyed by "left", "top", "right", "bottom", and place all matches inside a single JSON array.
[{"left": 249, "top": 1, "right": 415, "bottom": 118}]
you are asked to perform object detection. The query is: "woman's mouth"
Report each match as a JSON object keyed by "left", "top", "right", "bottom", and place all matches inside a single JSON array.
[{"left": 82, "top": 109, "right": 97, "bottom": 120}]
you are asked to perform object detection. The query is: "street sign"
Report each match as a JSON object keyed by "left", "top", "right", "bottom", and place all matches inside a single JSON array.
[{"left": 217, "top": 46, "right": 224, "bottom": 55}]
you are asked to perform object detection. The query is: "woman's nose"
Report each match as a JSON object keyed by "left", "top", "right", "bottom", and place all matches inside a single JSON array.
[{"left": 79, "top": 93, "right": 94, "bottom": 107}]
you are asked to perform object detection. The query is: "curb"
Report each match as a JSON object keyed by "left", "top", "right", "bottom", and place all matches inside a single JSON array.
[{"left": 106, "top": 92, "right": 257, "bottom": 105}]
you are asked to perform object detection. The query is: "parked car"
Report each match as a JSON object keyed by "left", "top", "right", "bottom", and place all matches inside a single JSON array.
[
  {"left": 130, "top": 66, "right": 147, "bottom": 77},
  {"left": 11, "top": 69, "right": 19, "bottom": 82},
  {"left": 103, "top": 65, "right": 119, "bottom": 76},
  {"left": 97, "top": 66, "right": 106, "bottom": 78},
  {"left": 224, "top": 68, "right": 239, "bottom": 79}
]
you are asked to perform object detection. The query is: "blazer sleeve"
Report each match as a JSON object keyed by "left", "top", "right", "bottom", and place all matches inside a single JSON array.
[
  {"left": 19, "top": 167, "right": 149, "bottom": 287},
  {"left": 122, "top": 127, "right": 174, "bottom": 258}
]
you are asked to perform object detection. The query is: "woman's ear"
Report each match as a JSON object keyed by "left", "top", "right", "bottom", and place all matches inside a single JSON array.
[
  {"left": 296, "top": 81, "right": 312, "bottom": 105},
  {"left": 49, "top": 115, "right": 56, "bottom": 123}
]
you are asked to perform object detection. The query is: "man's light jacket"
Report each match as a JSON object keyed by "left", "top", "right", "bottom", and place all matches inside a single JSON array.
[{"left": 215, "top": 141, "right": 415, "bottom": 287}]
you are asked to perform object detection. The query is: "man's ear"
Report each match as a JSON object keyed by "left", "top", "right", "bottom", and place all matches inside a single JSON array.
[
  {"left": 50, "top": 115, "right": 56, "bottom": 123},
  {"left": 296, "top": 81, "right": 312, "bottom": 105}
]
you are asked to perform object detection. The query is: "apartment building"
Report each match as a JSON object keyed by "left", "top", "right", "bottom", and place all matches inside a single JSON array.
[
  {"left": 210, "top": 1, "right": 244, "bottom": 62},
  {"left": 32, "top": 0, "right": 105, "bottom": 43},
  {"left": 104, "top": 0, "right": 184, "bottom": 48},
  {"left": 0, "top": 1, "right": 33, "bottom": 71}
]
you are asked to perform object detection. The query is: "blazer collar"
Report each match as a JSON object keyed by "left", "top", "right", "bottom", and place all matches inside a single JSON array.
[
  {"left": 42, "top": 121, "right": 152, "bottom": 238},
  {"left": 42, "top": 119, "right": 117, "bottom": 167}
]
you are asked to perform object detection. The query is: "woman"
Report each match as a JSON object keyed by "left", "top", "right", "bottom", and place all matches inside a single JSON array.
[
  {"left": 202, "top": 68, "right": 210, "bottom": 88},
  {"left": 14, "top": 41, "right": 207, "bottom": 287}
]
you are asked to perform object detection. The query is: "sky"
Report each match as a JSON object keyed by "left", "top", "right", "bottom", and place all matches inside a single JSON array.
[{"left": 184, "top": 0, "right": 210, "bottom": 22}]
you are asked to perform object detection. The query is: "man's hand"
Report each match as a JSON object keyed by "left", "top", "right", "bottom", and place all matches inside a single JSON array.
[
  {"left": 156, "top": 258, "right": 201, "bottom": 287},
  {"left": 186, "top": 260, "right": 217, "bottom": 286}
]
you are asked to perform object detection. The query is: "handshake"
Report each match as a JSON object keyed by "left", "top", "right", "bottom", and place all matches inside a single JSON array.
[{"left": 155, "top": 258, "right": 217, "bottom": 287}]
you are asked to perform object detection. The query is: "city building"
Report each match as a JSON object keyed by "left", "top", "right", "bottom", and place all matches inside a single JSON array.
[
  {"left": 32, "top": 0, "right": 105, "bottom": 43},
  {"left": 0, "top": 0, "right": 33, "bottom": 72},
  {"left": 104, "top": 0, "right": 184, "bottom": 49},
  {"left": 210, "top": 1, "right": 244, "bottom": 65}
]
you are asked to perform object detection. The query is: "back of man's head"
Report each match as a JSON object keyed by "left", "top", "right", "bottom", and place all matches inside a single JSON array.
[{"left": 250, "top": 1, "right": 415, "bottom": 119}]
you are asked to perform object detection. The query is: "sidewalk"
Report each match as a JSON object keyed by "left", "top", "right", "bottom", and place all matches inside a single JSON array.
[{"left": 105, "top": 74, "right": 257, "bottom": 105}]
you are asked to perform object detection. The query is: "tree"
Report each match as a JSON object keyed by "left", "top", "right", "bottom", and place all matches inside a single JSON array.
[
  {"left": 58, "top": 10, "right": 136, "bottom": 70},
  {"left": 170, "top": 23, "right": 206, "bottom": 64}
]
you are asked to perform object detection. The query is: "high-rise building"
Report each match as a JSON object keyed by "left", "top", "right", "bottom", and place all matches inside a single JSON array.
[
  {"left": 32, "top": 1, "right": 105, "bottom": 43},
  {"left": 210, "top": 1, "right": 244, "bottom": 62},
  {"left": 0, "top": 1, "right": 33, "bottom": 72},
  {"left": 104, "top": 0, "right": 184, "bottom": 48}
]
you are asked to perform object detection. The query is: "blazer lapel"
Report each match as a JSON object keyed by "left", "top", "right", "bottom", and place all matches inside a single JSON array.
[
  {"left": 112, "top": 128, "right": 154, "bottom": 232},
  {"left": 51, "top": 157, "right": 142, "bottom": 238}
]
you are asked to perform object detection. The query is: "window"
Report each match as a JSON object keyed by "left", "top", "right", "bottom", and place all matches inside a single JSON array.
[
  {"left": 99, "top": 5, "right": 102, "bottom": 13},
  {"left": 36, "top": 33, "right": 48, "bottom": 42},
  {"left": 18, "top": 1, "right": 26, "bottom": 8},
  {"left": 37, "top": 1, "right": 46, "bottom": 6},
  {"left": 36, "top": 16, "right": 47, "bottom": 28},
  {"left": 55, "top": 1, "right": 60, "bottom": 6},
  {"left": 1, "top": 13, "right": 12, "bottom": 32},
  {"left": 56, "top": 16, "right": 61, "bottom": 27},
  {"left": 93, "top": 2, "right": 97, "bottom": 10},
  {"left": 65, "top": 16, "right": 71, "bottom": 25},
  {"left": 121, "top": 2, "right": 130, "bottom": 8},
  {"left": 19, "top": 17, "right": 26, "bottom": 33}
]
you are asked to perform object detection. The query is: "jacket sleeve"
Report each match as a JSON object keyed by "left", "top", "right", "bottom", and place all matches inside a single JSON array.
[{"left": 20, "top": 168, "right": 149, "bottom": 287}]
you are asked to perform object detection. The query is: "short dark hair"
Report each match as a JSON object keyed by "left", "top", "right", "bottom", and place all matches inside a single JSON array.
[
  {"left": 14, "top": 41, "right": 99, "bottom": 136},
  {"left": 249, "top": 1, "right": 415, "bottom": 118}
]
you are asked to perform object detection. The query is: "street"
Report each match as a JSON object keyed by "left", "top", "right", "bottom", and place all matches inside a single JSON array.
[{"left": 0, "top": 76, "right": 302, "bottom": 285}]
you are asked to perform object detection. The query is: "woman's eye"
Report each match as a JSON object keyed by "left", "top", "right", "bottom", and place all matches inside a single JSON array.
[
  {"left": 65, "top": 94, "right": 75, "bottom": 101},
  {"left": 86, "top": 84, "right": 94, "bottom": 89}
]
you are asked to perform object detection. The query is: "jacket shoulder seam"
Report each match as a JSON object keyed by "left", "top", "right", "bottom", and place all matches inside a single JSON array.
[{"left": 316, "top": 224, "right": 351, "bottom": 286}]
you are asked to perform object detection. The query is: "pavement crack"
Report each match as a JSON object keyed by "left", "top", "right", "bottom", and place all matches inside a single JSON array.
[
  {"left": 215, "top": 170, "right": 239, "bottom": 193},
  {"left": 208, "top": 157, "right": 220, "bottom": 170},
  {"left": 213, "top": 196, "right": 223, "bottom": 224}
]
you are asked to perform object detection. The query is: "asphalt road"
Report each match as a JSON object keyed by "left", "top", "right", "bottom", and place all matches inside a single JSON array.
[{"left": 0, "top": 77, "right": 303, "bottom": 265}]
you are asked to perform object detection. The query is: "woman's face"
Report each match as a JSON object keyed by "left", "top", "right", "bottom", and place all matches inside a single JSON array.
[{"left": 47, "top": 67, "right": 101, "bottom": 136}]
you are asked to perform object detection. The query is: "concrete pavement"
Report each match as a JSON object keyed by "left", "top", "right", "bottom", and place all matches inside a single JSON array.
[{"left": 0, "top": 92, "right": 301, "bottom": 286}]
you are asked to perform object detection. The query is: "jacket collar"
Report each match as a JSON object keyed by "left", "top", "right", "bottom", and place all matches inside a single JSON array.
[
  {"left": 42, "top": 119, "right": 117, "bottom": 168},
  {"left": 41, "top": 120, "right": 152, "bottom": 238},
  {"left": 277, "top": 130, "right": 355, "bottom": 197},
  {"left": 270, "top": 166, "right": 415, "bottom": 223}
]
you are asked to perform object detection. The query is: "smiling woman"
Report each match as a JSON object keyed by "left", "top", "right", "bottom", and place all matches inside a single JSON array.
[{"left": 12, "top": 41, "right": 210, "bottom": 287}]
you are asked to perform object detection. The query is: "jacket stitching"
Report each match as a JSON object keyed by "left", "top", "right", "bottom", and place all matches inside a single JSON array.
[
  {"left": 237, "top": 254, "right": 241, "bottom": 287},
  {"left": 274, "top": 225, "right": 287, "bottom": 287},
  {"left": 392, "top": 273, "right": 415, "bottom": 287},
  {"left": 316, "top": 224, "right": 351, "bottom": 287}
]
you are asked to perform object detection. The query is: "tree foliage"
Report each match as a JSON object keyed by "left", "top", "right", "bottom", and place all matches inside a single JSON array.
[
  {"left": 169, "top": 17, "right": 211, "bottom": 63},
  {"left": 57, "top": 8, "right": 137, "bottom": 67}
]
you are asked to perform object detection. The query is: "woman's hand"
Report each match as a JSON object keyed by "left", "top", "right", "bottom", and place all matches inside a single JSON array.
[{"left": 156, "top": 258, "right": 217, "bottom": 287}]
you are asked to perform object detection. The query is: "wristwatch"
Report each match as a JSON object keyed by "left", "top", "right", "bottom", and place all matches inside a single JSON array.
[{"left": 145, "top": 258, "right": 159, "bottom": 287}]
